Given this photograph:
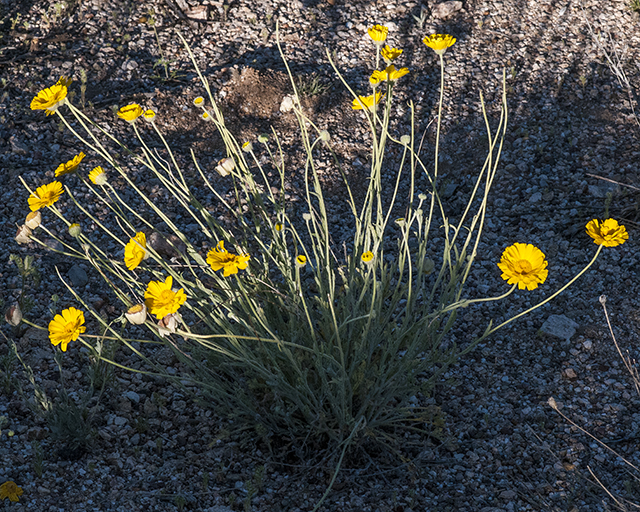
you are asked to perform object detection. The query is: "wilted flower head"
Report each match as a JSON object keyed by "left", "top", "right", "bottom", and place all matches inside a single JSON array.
[
  {"left": 206, "top": 241, "right": 250, "bottom": 277},
  {"left": 368, "top": 24, "right": 388, "bottom": 44},
  {"left": 5, "top": 304, "right": 22, "bottom": 327},
  {"left": 0, "top": 481, "right": 23, "bottom": 502},
  {"left": 125, "top": 303, "right": 147, "bottom": 325},
  {"left": 25, "top": 211, "right": 42, "bottom": 229},
  {"left": 15, "top": 225, "right": 32, "bottom": 245},
  {"left": 242, "top": 141, "right": 253, "bottom": 153},
  {"left": 585, "top": 218, "right": 628, "bottom": 247},
  {"left": 381, "top": 45, "right": 403, "bottom": 64},
  {"left": 124, "top": 232, "right": 148, "bottom": 271},
  {"left": 215, "top": 157, "right": 235, "bottom": 176},
  {"left": 30, "top": 77, "right": 69, "bottom": 115},
  {"left": 48, "top": 307, "right": 86, "bottom": 352},
  {"left": 497, "top": 243, "right": 548, "bottom": 291},
  {"left": 352, "top": 91, "right": 384, "bottom": 111},
  {"left": 157, "top": 313, "right": 180, "bottom": 338},
  {"left": 423, "top": 34, "right": 457, "bottom": 55},
  {"left": 89, "top": 166, "right": 107, "bottom": 185},
  {"left": 144, "top": 275, "right": 187, "bottom": 319},
  {"left": 28, "top": 181, "right": 64, "bottom": 211},
  {"left": 55, "top": 152, "right": 86, "bottom": 177},
  {"left": 117, "top": 103, "right": 144, "bottom": 123}
]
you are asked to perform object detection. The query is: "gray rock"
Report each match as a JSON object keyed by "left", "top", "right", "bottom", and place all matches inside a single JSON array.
[
  {"left": 431, "top": 1, "right": 463, "bottom": 19},
  {"left": 124, "top": 390, "right": 141, "bottom": 403},
  {"left": 68, "top": 264, "right": 88, "bottom": 288},
  {"left": 539, "top": 314, "right": 579, "bottom": 342}
]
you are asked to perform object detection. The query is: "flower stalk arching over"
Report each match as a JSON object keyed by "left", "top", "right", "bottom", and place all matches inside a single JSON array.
[{"left": 48, "top": 307, "right": 86, "bottom": 352}]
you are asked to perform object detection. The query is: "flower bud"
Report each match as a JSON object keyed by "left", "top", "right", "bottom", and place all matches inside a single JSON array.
[
  {"left": 125, "top": 304, "right": 147, "bottom": 325},
  {"left": 5, "top": 304, "right": 22, "bottom": 326},
  {"left": 69, "top": 223, "right": 82, "bottom": 237},
  {"left": 258, "top": 134, "right": 269, "bottom": 144},
  {"left": 193, "top": 96, "right": 205, "bottom": 107},
  {"left": 15, "top": 225, "right": 32, "bottom": 245},
  {"left": 319, "top": 130, "right": 330, "bottom": 142},
  {"left": 242, "top": 141, "right": 253, "bottom": 153},
  {"left": 215, "top": 157, "right": 235, "bottom": 177},
  {"left": 295, "top": 255, "right": 307, "bottom": 268},
  {"left": 25, "top": 211, "right": 42, "bottom": 229},
  {"left": 143, "top": 109, "right": 156, "bottom": 122},
  {"left": 400, "top": 135, "right": 411, "bottom": 145}
]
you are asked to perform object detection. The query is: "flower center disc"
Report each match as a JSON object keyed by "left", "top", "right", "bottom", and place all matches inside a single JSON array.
[
  {"left": 514, "top": 260, "right": 532, "bottom": 274},
  {"left": 159, "top": 290, "right": 174, "bottom": 303}
]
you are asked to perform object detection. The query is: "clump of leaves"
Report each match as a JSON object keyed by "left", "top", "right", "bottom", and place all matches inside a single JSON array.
[{"left": 295, "top": 72, "right": 331, "bottom": 97}]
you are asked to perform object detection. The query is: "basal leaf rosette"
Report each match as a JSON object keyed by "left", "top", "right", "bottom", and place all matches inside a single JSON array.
[
  {"left": 30, "top": 76, "right": 70, "bottom": 116},
  {"left": 27, "top": 181, "right": 64, "bottom": 211},
  {"left": 206, "top": 241, "right": 250, "bottom": 277},
  {"left": 48, "top": 307, "right": 86, "bottom": 352},
  {"left": 498, "top": 243, "right": 548, "bottom": 291},
  {"left": 144, "top": 276, "right": 187, "bottom": 320},
  {"left": 423, "top": 34, "right": 456, "bottom": 55},
  {"left": 585, "top": 218, "right": 628, "bottom": 247}
]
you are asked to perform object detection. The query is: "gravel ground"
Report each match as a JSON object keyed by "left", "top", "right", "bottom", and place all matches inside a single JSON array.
[{"left": 2, "top": 0, "right": 640, "bottom": 510}]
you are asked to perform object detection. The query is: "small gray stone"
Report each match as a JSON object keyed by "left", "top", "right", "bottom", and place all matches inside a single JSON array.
[
  {"left": 130, "top": 433, "right": 140, "bottom": 446},
  {"left": 124, "top": 391, "right": 140, "bottom": 403},
  {"left": 68, "top": 264, "right": 88, "bottom": 288},
  {"left": 539, "top": 314, "right": 579, "bottom": 342},
  {"left": 431, "top": 1, "right": 463, "bottom": 19},
  {"left": 529, "top": 191, "right": 542, "bottom": 203}
]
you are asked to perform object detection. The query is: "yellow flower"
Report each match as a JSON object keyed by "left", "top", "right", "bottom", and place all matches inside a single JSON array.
[
  {"left": 381, "top": 45, "right": 403, "bottom": 64},
  {"left": 54, "top": 152, "right": 86, "bottom": 177},
  {"left": 143, "top": 109, "right": 156, "bottom": 122},
  {"left": 207, "top": 241, "right": 250, "bottom": 277},
  {"left": 361, "top": 251, "right": 374, "bottom": 264},
  {"left": 497, "top": 243, "right": 548, "bottom": 291},
  {"left": 144, "top": 275, "right": 187, "bottom": 319},
  {"left": 193, "top": 96, "right": 204, "bottom": 106},
  {"left": 352, "top": 91, "right": 384, "bottom": 111},
  {"left": 202, "top": 111, "right": 212, "bottom": 121},
  {"left": 369, "top": 65, "right": 410, "bottom": 85},
  {"left": 117, "top": 103, "right": 144, "bottom": 122},
  {"left": 48, "top": 307, "right": 86, "bottom": 352},
  {"left": 0, "top": 481, "right": 23, "bottom": 502},
  {"left": 585, "top": 218, "right": 628, "bottom": 247},
  {"left": 275, "top": 222, "right": 284, "bottom": 232},
  {"left": 30, "top": 77, "right": 69, "bottom": 115},
  {"left": 89, "top": 166, "right": 107, "bottom": 185},
  {"left": 28, "top": 181, "right": 64, "bottom": 211},
  {"left": 296, "top": 255, "right": 307, "bottom": 268},
  {"left": 242, "top": 141, "right": 253, "bottom": 153},
  {"left": 368, "top": 24, "right": 388, "bottom": 44},
  {"left": 423, "top": 34, "right": 457, "bottom": 55},
  {"left": 124, "top": 232, "right": 148, "bottom": 271}
]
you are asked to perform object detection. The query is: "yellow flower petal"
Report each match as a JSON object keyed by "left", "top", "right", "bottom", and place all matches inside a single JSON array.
[
  {"left": 117, "top": 103, "right": 144, "bottom": 122},
  {"left": 206, "top": 241, "right": 250, "bottom": 277},
  {"left": 144, "top": 276, "right": 187, "bottom": 319},
  {"left": 368, "top": 24, "right": 388, "bottom": 44},
  {"left": 30, "top": 80, "right": 68, "bottom": 115},
  {"left": 124, "top": 232, "right": 147, "bottom": 271},
  {"left": 55, "top": 152, "right": 86, "bottom": 177},
  {"left": 352, "top": 91, "right": 384, "bottom": 111}
]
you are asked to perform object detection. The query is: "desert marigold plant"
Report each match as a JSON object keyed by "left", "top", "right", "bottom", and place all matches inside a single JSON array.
[
  {"left": 54, "top": 152, "right": 86, "bottom": 177},
  {"left": 16, "top": 27, "right": 627, "bottom": 479}
]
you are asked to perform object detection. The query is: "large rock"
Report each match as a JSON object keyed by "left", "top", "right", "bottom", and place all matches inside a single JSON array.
[{"left": 539, "top": 314, "right": 579, "bottom": 342}]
